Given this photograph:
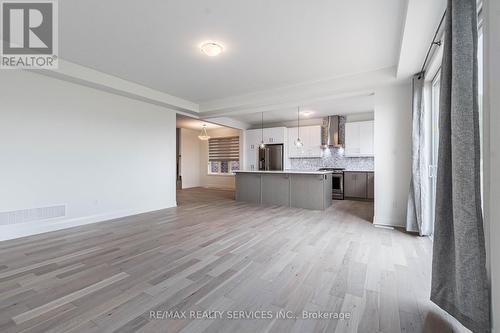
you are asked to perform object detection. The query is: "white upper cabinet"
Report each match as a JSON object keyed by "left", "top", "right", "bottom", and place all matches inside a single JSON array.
[
  {"left": 244, "top": 129, "right": 260, "bottom": 170},
  {"left": 288, "top": 127, "right": 300, "bottom": 158},
  {"left": 287, "top": 125, "right": 322, "bottom": 158},
  {"left": 246, "top": 127, "right": 286, "bottom": 146},
  {"left": 345, "top": 121, "right": 374, "bottom": 157},
  {"left": 263, "top": 127, "right": 285, "bottom": 144},
  {"left": 344, "top": 122, "right": 360, "bottom": 155},
  {"left": 245, "top": 129, "right": 261, "bottom": 151},
  {"left": 358, "top": 121, "right": 374, "bottom": 155},
  {"left": 306, "top": 125, "right": 322, "bottom": 157}
]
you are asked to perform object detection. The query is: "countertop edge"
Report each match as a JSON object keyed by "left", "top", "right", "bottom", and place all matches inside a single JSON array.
[
  {"left": 235, "top": 170, "right": 374, "bottom": 174},
  {"left": 234, "top": 170, "right": 334, "bottom": 175}
]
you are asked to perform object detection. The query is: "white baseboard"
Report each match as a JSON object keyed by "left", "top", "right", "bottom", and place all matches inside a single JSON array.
[
  {"left": 202, "top": 185, "right": 235, "bottom": 190},
  {"left": 373, "top": 224, "right": 395, "bottom": 230},
  {"left": 181, "top": 183, "right": 202, "bottom": 189},
  {"left": 373, "top": 216, "right": 405, "bottom": 228},
  {"left": 0, "top": 204, "right": 175, "bottom": 242}
]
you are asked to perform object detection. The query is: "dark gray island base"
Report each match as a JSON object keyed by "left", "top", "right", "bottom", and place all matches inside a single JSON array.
[{"left": 234, "top": 170, "right": 333, "bottom": 210}]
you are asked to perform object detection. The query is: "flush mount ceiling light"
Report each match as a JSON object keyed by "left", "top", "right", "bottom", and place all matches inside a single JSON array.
[
  {"left": 198, "top": 124, "right": 210, "bottom": 140},
  {"left": 200, "top": 42, "right": 224, "bottom": 57},
  {"left": 302, "top": 110, "right": 314, "bottom": 117}
]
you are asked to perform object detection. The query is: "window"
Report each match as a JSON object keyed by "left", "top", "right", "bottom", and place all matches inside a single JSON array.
[
  {"left": 207, "top": 136, "right": 240, "bottom": 175},
  {"left": 430, "top": 72, "right": 441, "bottom": 231}
]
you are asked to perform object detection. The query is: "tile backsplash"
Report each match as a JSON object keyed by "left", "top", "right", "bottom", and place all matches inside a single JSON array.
[{"left": 289, "top": 148, "right": 374, "bottom": 171}]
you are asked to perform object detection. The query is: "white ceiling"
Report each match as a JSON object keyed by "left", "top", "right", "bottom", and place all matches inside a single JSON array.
[
  {"left": 228, "top": 94, "right": 374, "bottom": 126},
  {"left": 176, "top": 115, "right": 222, "bottom": 130},
  {"left": 60, "top": 0, "right": 406, "bottom": 103}
]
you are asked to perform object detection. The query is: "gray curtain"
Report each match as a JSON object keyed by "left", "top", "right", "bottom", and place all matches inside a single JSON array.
[
  {"left": 431, "top": 0, "right": 491, "bottom": 332},
  {"left": 406, "top": 73, "right": 431, "bottom": 236}
]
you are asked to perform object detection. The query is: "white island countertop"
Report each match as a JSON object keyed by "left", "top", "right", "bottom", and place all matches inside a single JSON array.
[{"left": 234, "top": 170, "right": 334, "bottom": 175}]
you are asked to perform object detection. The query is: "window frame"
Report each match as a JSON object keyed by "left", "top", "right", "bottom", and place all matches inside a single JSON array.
[{"left": 207, "top": 160, "right": 240, "bottom": 176}]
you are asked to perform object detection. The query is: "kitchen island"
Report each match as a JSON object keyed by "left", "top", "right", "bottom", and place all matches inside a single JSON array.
[{"left": 234, "top": 170, "right": 333, "bottom": 210}]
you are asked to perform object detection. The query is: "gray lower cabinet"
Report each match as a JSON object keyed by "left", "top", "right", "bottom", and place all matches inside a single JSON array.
[
  {"left": 235, "top": 173, "right": 261, "bottom": 203},
  {"left": 261, "top": 174, "right": 290, "bottom": 206},
  {"left": 235, "top": 172, "right": 332, "bottom": 210},
  {"left": 367, "top": 172, "right": 374, "bottom": 199},
  {"left": 344, "top": 172, "right": 372, "bottom": 200},
  {"left": 323, "top": 174, "right": 333, "bottom": 209},
  {"left": 290, "top": 174, "right": 330, "bottom": 210}
]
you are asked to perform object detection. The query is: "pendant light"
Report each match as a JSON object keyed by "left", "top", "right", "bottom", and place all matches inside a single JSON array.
[
  {"left": 294, "top": 107, "right": 303, "bottom": 147},
  {"left": 198, "top": 124, "right": 210, "bottom": 140},
  {"left": 259, "top": 112, "right": 266, "bottom": 149}
]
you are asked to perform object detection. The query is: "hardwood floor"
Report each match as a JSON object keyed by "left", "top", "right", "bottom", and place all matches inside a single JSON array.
[{"left": 0, "top": 188, "right": 466, "bottom": 333}]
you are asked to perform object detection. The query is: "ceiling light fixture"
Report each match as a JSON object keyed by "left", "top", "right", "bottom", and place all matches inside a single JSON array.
[
  {"left": 198, "top": 124, "right": 210, "bottom": 140},
  {"left": 259, "top": 112, "right": 266, "bottom": 149},
  {"left": 200, "top": 42, "right": 224, "bottom": 57},
  {"left": 302, "top": 111, "right": 313, "bottom": 117},
  {"left": 295, "top": 107, "right": 303, "bottom": 147}
]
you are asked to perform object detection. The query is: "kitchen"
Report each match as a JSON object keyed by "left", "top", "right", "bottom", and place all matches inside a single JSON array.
[{"left": 235, "top": 110, "right": 374, "bottom": 214}]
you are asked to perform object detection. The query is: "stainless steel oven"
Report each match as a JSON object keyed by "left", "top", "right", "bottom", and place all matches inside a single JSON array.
[{"left": 319, "top": 168, "right": 344, "bottom": 200}]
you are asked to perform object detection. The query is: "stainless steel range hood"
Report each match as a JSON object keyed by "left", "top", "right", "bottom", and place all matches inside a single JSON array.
[{"left": 321, "top": 116, "right": 342, "bottom": 148}]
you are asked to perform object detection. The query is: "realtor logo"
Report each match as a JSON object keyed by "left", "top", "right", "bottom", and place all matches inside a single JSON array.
[{"left": 1, "top": 0, "right": 58, "bottom": 69}]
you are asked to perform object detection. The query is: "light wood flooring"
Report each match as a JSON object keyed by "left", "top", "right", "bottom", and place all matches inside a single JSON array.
[{"left": 0, "top": 188, "right": 467, "bottom": 333}]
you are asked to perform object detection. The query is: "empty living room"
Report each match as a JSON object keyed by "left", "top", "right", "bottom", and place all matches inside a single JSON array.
[{"left": 0, "top": 1, "right": 499, "bottom": 332}]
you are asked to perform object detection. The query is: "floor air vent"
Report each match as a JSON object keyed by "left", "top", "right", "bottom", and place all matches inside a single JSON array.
[{"left": 0, "top": 205, "right": 66, "bottom": 225}]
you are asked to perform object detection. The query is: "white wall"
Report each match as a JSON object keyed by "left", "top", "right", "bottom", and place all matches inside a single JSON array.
[
  {"left": 179, "top": 128, "right": 201, "bottom": 189},
  {"left": 373, "top": 84, "right": 412, "bottom": 227},
  {"left": 0, "top": 71, "right": 177, "bottom": 241},
  {"left": 200, "top": 127, "right": 241, "bottom": 190},
  {"left": 484, "top": 0, "right": 500, "bottom": 329}
]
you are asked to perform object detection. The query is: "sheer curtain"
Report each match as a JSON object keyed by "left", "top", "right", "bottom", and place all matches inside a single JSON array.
[{"left": 406, "top": 73, "right": 431, "bottom": 236}]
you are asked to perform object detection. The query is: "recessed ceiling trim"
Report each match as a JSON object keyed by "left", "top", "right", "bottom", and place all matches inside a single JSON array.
[
  {"left": 198, "top": 67, "right": 398, "bottom": 116},
  {"left": 176, "top": 114, "right": 225, "bottom": 130},
  {"left": 32, "top": 59, "right": 200, "bottom": 115},
  {"left": 199, "top": 89, "right": 376, "bottom": 119}
]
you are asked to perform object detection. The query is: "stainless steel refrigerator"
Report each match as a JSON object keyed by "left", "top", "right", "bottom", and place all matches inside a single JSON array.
[{"left": 258, "top": 144, "right": 283, "bottom": 171}]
